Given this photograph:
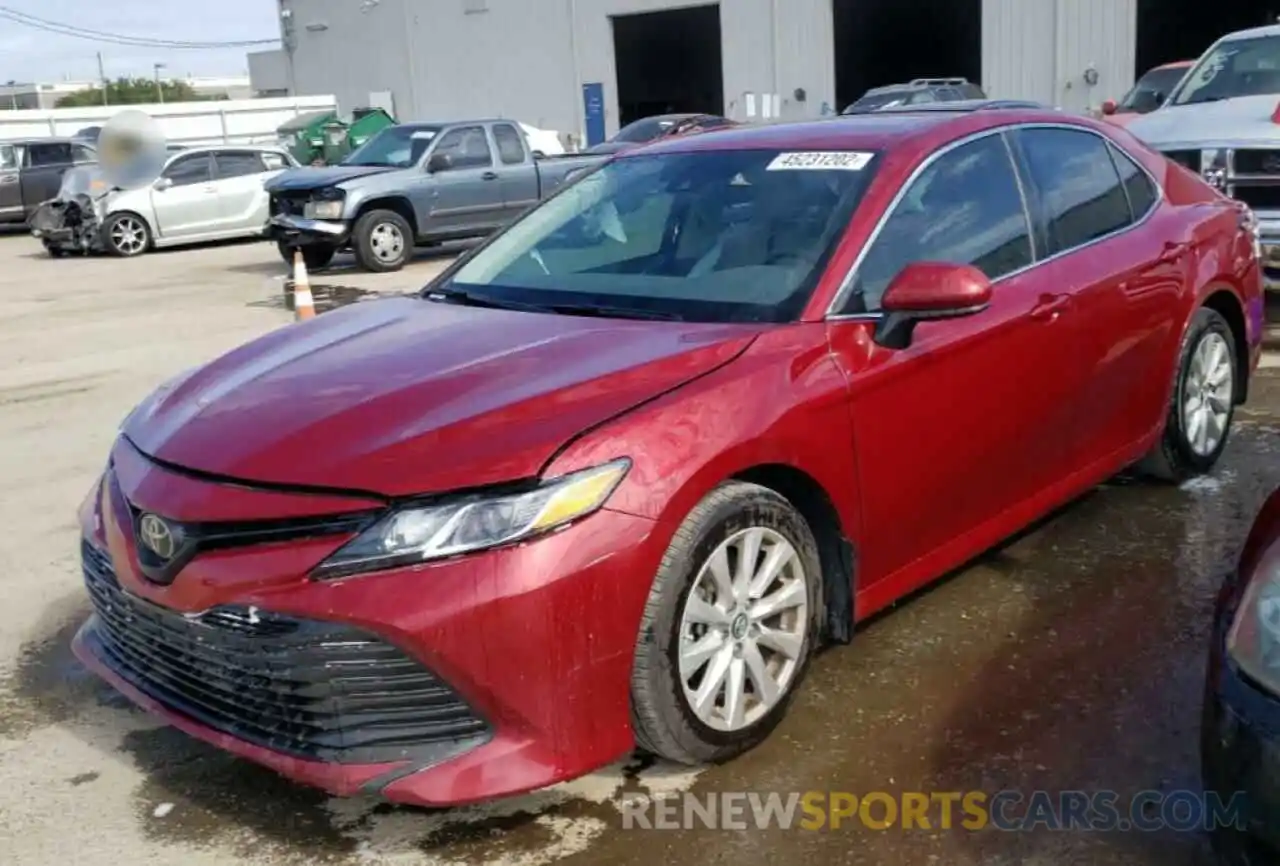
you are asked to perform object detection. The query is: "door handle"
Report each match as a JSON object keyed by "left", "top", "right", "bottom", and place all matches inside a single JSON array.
[
  {"left": 1030, "top": 292, "right": 1071, "bottom": 321},
  {"left": 1156, "top": 240, "right": 1191, "bottom": 264},
  {"left": 481, "top": 171, "right": 499, "bottom": 181}
]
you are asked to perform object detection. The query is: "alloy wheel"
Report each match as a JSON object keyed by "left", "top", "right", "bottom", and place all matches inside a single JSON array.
[
  {"left": 110, "top": 217, "right": 147, "bottom": 255},
  {"left": 1183, "top": 331, "right": 1234, "bottom": 457},
  {"left": 677, "top": 526, "right": 809, "bottom": 732}
]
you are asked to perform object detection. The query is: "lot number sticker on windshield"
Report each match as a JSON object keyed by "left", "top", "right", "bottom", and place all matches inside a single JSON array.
[{"left": 767, "top": 151, "right": 873, "bottom": 171}]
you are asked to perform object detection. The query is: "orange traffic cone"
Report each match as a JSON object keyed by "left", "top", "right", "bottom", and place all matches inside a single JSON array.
[{"left": 292, "top": 250, "right": 316, "bottom": 321}]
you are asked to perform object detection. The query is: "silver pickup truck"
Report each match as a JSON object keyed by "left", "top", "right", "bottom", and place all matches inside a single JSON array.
[
  {"left": 1127, "top": 23, "right": 1280, "bottom": 291},
  {"left": 265, "top": 119, "right": 604, "bottom": 272}
]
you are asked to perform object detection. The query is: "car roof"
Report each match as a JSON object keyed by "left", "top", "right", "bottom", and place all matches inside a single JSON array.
[
  {"left": 1220, "top": 23, "right": 1280, "bottom": 42},
  {"left": 874, "top": 99, "right": 1050, "bottom": 113},
  {"left": 634, "top": 108, "right": 1078, "bottom": 156},
  {"left": 7, "top": 136, "right": 81, "bottom": 146}
]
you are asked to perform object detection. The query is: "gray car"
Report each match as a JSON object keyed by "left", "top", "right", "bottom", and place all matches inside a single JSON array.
[
  {"left": 0, "top": 137, "right": 98, "bottom": 226},
  {"left": 265, "top": 119, "right": 605, "bottom": 273}
]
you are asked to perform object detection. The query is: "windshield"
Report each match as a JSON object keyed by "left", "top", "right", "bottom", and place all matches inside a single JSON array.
[
  {"left": 342, "top": 125, "right": 442, "bottom": 167},
  {"left": 442, "top": 149, "right": 880, "bottom": 323},
  {"left": 1118, "top": 66, "right": 1188, "bottom": 111},
  {"left": 613, "top": 117, "right": 684, "bottom": 144},
  {"left": 1171, "top": 35, "right": 1280, "bottom": 105}
]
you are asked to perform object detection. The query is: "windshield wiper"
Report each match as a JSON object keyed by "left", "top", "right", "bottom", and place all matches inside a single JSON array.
[
  {"left": 547, "top": 303, "right": 684, "bottom": 322},
  {"left": 425, "top": 287, "right": 555, "bottom": 314}
]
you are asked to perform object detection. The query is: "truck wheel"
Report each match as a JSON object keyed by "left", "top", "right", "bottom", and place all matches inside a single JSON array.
[
  {"left": 630, "top": 482, "right": 823, "bottom": 765},
  {"left": 1137, "top": 307, "right": 1237, "bottom": 483},
  {"left": 102, "top": 213, "right": 151, "bottom": 257},
  {"left": 276, "top": 240, "right": 335, "bottom": 272},
  {"left": 352, "top": 209, "right": 412, "bottom": 272}
]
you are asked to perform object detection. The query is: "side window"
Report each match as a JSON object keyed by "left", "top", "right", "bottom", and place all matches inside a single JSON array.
[
  {"left": 845, "top": 133, "right": 1033, "bottom": 314},
  {"left": 492, "top": 124, "right": 526, "bottom": 165},
  {"left": 27, "top": 142, "right": 73, "bottom": 167},
  {"left": 1108, "top": 143, "right": 1158, "bottom": 221},
  {"left": 433, "top": 125, "right": 493, "bottom": 170},
  {"left": 1015, "top": 128, "right": 1133, "bottom": 254},
  {"left": 908, "top": 90, "right": 937, "bottom": 105},
  {"left": 261, "top": 151, "right": 289, "bottom": 171},
  {"left": 0, "top": 144, "right": 15, "bottom": 170},
  {"left": 72, "top": 144, "right": 96, "bottom": 163},
  {"left": 214, "top": 151, "right": 267, "bottom": 179},
  {"left": 163, "top": 154, "right": 212, "bottom": 186}
]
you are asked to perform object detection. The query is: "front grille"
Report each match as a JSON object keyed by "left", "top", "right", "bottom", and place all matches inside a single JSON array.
[
  {"left": 1164, "top": 146, "right": 1280, "bottom": 214},
  {"left": 270, "top": 193, "right": 310, "bottom": 217},
  {"left": 1233, "top": 185, "right": 1280, "bottom": 210},
  {"left": 1162, "top": 150, "right": 1200, "bottom": 172},
  {"left": 81, "top": 542, "right": 489, "bottom": 764},
  {"left": 1232, "top": 149, "right": 1280, "bottom": 176}
]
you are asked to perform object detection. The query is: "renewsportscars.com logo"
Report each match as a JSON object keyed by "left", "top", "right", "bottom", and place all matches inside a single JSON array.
[{"left": 619, "top": 790, "right": 1248, "bottom": 832}]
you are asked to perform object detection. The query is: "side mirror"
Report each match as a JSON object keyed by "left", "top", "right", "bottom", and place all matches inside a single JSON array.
[
  {"left": 1101, "top": 98, "right": 1118, "bottom": 116},
  {"left": 153, "top": 176, "right": 173, "bottom": 191},
  {"left": 426, "top": 152, "right": 453, "bottom": 173},
  {"left": 874, "top": 262, "right": 992, "bottom": 350}
]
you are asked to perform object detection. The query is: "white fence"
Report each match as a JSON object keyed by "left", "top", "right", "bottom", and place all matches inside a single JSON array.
[{"left": 0, "top": 95, "right": 339, "bottom": 146}]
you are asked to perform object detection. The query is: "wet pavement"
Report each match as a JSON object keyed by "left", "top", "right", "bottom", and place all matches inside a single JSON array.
[{"left": 1, "top": 233, "right": 1279, "bottom": 864}]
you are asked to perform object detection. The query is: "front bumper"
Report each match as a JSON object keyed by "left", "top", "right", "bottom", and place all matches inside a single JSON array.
[
  {"left": 1203, "top": 570, "right": 1280, "bottom": 860},
  {"left": 267, "top": 213, "right": 350, "bottom": 247},
  {"left": 74, "top": 444, "right": 667, "bottom": 805}
]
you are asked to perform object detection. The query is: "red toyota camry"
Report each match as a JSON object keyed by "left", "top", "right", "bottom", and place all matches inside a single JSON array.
[{"left": 74, "top": 106, "right": 1264, "bottom": 807}]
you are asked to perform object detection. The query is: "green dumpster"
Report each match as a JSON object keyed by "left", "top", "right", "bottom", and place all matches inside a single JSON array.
[
  {"left": 346, "top": 107, "right": 397, "bottom": 150},
  {"left": 276, "top": 110, "right": 340, "bottom": 165}
]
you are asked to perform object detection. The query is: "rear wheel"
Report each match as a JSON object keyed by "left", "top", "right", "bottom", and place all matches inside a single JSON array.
[
  {"left": 1138, "top": 307, "right": 1237, "bottom": 482},
  {"left": 630, "top": 482, "right": 822, "bottom": 764},
  {"left": 352, "top": 209, "right": 412, "bottom": 272},
  {"left": 103, "top": 213, "right": 150, "bottom": 257}
]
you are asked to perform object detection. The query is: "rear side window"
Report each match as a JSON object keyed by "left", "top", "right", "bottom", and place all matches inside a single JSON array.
[
  {"left": 492, "top": 124, "right": 526, "bottom": 165},
  {"left": 27, "top": 142, "right": 73, "bottom": 167},
  {"left": 844, "top": 133, "right": 1034, "bottom": 313},
  {"left": 0, "top": 144, "right": 15, "bottom": 170},
  {"left": 214, "top": 151, "right": 266, "bottom": 179},
  {"left": 72, "top": 144, "right": 96, "bottom": 163},
  {"left": 1108, "top": 143, "right": 1159, "bottom": 220},
  {"left": 1015, "top": 128, "right": 1132, "bottom": 254}
]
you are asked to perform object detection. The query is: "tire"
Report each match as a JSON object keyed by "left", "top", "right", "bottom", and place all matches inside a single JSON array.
[
  {"left": 351, "top": 209, "right": 412, "bottom": 272},
  {"left": 276, "top": 240, "right": 335, "bottom": 272},
  {"left": 42, "top": 241, "right": 65, "bottom": 258},
  {"left": 1138, "top": 307, "right": 1238, "bottom": 483},
  {"left": 630, "top": 481, "right": 823, "bottom": 765},
  {"left": 102, "top": 212, "right": 151, "bottom": 257}
]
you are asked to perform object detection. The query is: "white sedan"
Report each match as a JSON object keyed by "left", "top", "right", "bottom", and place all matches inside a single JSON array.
[{"left": 101, "top": 145, "right": 298, "bottom": 257}]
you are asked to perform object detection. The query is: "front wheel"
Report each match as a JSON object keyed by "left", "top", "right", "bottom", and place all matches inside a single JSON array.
[
  {"left": 1138, "top": 307, "right": 1237, "bottom": 482},
  {"left": 276, "top": 240, "right": 335, "bottom": 272},
  {"left": 42, "top": 240, "right": 66, "bottom": 258},
  {"left": 352, "top": 209, "right": 412, "bottom": 272},
  {"left": 102, "top": 212, "right": 151, "bottom": 257},
  {"left": 630, "top": 482, "right": 822, "bottom": 765}
]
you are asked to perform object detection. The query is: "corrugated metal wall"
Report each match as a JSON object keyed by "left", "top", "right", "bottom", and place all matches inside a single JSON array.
[{"left": 982, "top": 0, "right": 1136, "bottom": 111}]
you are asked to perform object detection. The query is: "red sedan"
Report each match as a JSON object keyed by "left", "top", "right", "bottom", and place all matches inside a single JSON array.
[{"left": 74, "top": 107, "right": 1264, "bottom": 806}]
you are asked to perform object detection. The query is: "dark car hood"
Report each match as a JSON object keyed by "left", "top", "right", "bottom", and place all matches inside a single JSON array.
[
  {"left": 265, "top": 165, "right": 397, "bottom": 192},
  {"left": 123, "top": 297, "right": 760, "bottom": 497}
]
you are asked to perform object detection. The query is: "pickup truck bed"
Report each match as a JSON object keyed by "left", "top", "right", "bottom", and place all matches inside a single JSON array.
[{"left": 265, "top": 119, "right": 605, "bottom": 273}]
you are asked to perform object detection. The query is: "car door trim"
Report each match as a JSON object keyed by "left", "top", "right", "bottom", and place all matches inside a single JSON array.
[{"left": 824, "top": 121, "right": 1166, "bottom": 322}]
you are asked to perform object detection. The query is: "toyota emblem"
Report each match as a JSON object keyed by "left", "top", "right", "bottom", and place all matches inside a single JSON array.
[{"left": 138, "top": 513, "right": 178, "bottom": 560}]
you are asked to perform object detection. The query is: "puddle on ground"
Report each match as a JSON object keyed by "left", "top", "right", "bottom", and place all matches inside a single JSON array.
[{"left": 248, "top": 282, "right": 398, "bottom": 314}]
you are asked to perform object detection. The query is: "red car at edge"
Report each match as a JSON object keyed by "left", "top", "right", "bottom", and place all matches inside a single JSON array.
[{"left": 74, "top": 106, "right": 1265, "bottom": 807}]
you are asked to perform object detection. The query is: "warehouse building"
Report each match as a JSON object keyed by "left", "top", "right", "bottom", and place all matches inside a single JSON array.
[{"left": 249, "top": 0, "right": 1279, "bottom": 144}]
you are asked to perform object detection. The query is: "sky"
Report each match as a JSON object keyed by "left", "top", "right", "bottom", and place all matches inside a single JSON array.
[{"left": 0, "top": 0, "right": 281, "bottom": 83}]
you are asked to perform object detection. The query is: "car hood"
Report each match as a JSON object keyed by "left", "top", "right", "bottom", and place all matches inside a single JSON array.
[
  {"left": 1126, "top": 95, "right": 1280, "bottom": 149},
  {"left": 265, "top": 165, "right": 398, "bottom": 192},
  {"left": 123, "top": 297, "right": 761, "bottom": 497}
]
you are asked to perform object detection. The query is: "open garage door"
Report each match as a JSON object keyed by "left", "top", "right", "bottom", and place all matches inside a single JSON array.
[
  {"left": 833, "top": 0, "right": 982, "bottom": 111},
  {"left": 612, "top": 4, "right": 725, "bottom": 127},
  {"left": 1136, "top": 1, "right": 1279, "bottom": 74}
]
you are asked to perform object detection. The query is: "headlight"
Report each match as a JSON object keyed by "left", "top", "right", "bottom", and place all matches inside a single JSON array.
[
  {"left": 1227, "top": 539, "right": 1280, "bottom": 693},
  {"left": 304, "top": 199, "right": 344, "bottom": 220},
  {"left": 312, "top": 459, "right": 630, "bottom": 580}
]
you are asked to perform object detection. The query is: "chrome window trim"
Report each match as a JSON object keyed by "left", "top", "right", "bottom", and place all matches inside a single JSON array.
[{"left": 823, "top": 121, "right": 1166, "bottom": 320}]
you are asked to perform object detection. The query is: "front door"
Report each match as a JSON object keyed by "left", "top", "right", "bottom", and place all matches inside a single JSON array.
[
  {"left": 149, "top": 152, "right": 220, "bottom": 239},
  {"left": 423, "top": 125, "right": 506, "bottom": 235},
  {"left": 826, "top": 130, "right": 1085, "bottom": 595},
  {"left": 0, "top": 143, "right": 19, "bottom": 222}
]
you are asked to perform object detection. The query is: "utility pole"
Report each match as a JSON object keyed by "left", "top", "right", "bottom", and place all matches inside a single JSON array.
[
  {"left": 153, "top": 62, "right": 166, "bottom": 103},
  {"left": 97, "top": 52, "right": 108, "bottom": 105}
]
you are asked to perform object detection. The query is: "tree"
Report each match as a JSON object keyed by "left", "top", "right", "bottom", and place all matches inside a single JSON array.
[{"left": 55, "top": 77, "right": 222, "bottom": 108}]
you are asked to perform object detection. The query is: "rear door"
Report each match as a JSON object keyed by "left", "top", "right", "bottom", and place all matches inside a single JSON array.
[
  {"left": 211, "top": 149, "right": 275, "bottom": 233},
  {"left": 20, "top": 142, "right": 74, "bottom": 216},
  {"left": 149, "top": 152, "right": 220, "bottom": 238},
  {"left": 491, "top": 122, "right": 539, "bottom": 220},
  {"left": 0, "top": 143, "right": 20, "bottom": 222},
  {"left": 826, "top": 130, "right": 1085, "bottom": 590},
  {"left": 1010, "top": 126, "right": 1183, "bottom": 468},
  {"left": 423, "top": 125, "right": 506, "bottom": 234}
]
